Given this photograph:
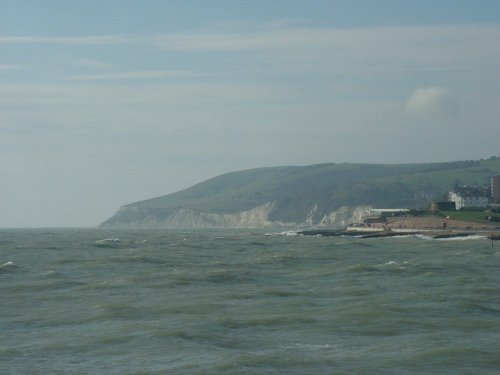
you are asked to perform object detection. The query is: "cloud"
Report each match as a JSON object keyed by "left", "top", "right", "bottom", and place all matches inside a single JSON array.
[
  {"left": 72, "top": 58, "right": 111, "bottom": 69},
  {"left": 2, "top": 24, "right": 500, "bottom": 78},
  {"left": 404, "top": 87, "right": 459, "bottom": 116},
  {"left": 138, "top": 24, "right": 500, "bottom": 81},
  {"left": 0, "top": 35, "right": 134, "bottom": 45},
  {"left": 64, "top": 70, "right": 195, "bottom": 81},
  {"left": 0, "top": 64, "right": 21, "bottom": 70}
]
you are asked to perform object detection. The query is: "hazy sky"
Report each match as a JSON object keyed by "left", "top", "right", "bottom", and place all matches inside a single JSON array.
[{"left": 2, "top": 0, "right": 500, "bottom": 227}]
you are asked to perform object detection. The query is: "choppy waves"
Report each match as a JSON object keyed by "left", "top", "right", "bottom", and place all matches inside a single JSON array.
[{"left": 1, "top": 228, "right": 500, "bottom": 374}]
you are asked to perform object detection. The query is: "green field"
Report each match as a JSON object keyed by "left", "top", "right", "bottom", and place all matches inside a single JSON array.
[{"left": 436, "top": 210, "right": 499, "bottom": 224}]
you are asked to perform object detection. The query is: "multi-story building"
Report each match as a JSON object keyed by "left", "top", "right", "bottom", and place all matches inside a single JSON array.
[
  {"left": 492, "top": 175, "right": 500, "bottom": 203},
  {"left": 448, "top": 191, "right": 489, "bottom": 210}
]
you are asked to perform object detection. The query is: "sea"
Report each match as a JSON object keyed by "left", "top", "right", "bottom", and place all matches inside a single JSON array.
[{"left": 1, "top": 228, "right": 500, "bottom": 375}]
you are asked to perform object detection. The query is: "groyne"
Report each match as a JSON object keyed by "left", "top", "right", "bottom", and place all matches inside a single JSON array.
[{"left": 300, "top": 228, "right": 500, "bottom": 239}]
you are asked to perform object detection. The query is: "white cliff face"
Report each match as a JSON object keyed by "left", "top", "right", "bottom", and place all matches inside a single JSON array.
[
  {"left": 161, "top": 202, "right": 279, "bottom": 228},
  {"left": 103, "top": 202, "right": 370, "bottom": 228},
  {"left": 305, "top": 204, "right": 319, "bottom": 226},
  {"left": 318, "top": 206, "right": 370, "bottom": 227}
]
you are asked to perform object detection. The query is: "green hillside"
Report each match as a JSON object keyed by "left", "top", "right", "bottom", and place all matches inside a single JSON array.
[
  {"left": 101, "top": 157, "right": 500, "bottom": 227},
  {"left": 103, "top": 157, "right": 500, "bottom": 226}
]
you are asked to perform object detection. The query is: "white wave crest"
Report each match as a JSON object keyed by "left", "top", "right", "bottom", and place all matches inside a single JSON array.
[
  {"left": 436, "top": 235, "right": 487, "bottom": 241},
  {"left": 266, "top": 230, "right": 301, "bottom": 237},
  {"left": 415, "top": 234, "right": 487, "bottom": 241},
  {"left": 0, "top": 261, "right": 18, "bottom": 270},
  {"left": 94, "top": 238, "right": 122, "bottom": 247}
]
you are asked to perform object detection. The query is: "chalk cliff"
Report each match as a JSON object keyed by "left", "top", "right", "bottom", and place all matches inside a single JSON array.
[{"left": 101, "top": 202, "right": 370, "bottom": 228}]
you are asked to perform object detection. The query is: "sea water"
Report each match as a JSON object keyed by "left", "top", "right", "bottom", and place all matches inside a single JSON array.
[{"left": 1, "top": 228, "right": 500, "bottom": 374}]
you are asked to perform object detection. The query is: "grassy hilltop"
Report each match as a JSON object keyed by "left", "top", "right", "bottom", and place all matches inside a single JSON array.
[{"left": 101, "top": 157, "right": 500, "bottom": 227}]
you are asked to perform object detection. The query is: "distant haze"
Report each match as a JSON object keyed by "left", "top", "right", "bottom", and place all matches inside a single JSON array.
[{"left": 1, "top": 1, "right": 500, "bottom": 227}]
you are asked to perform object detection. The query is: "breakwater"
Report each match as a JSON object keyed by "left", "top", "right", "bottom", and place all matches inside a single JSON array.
[{"left": 300, "top": 228, "right": 500, "bottom": 239}]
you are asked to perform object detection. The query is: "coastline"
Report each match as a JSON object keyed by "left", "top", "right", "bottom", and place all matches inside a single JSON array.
[
  {"left": 300, "top": 228, "right": 500, "bottom": 239},
  {"left": 298, "top": 214, "right": 500, "bottom": 239}
]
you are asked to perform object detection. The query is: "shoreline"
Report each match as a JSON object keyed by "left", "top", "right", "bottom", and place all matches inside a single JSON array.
[{"left": 299, "top": 228, "right": 500, "bottom": 240}]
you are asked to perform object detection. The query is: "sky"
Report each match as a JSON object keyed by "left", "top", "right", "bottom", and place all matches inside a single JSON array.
[{"left": 1, "top": 0, "right": 500, "bottom": 227}]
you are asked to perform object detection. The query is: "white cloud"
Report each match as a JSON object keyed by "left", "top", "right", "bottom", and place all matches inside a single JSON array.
[
  {"left": 0, "top": 64, "right": 21, "bottom": 70},
  {"left": 72, "top": 58, "right": 111, "bottom": 69},
  {"left": 2, "top": 24, "right": 499, "bottom": 69},
  {"left": 405, "top": 87, "right": 459, "bottom": 116},
  {"left": 150, "top": 24, "right": 500, "bottom": 69},
  {"left": 0, "top": 35, "right": 134, "bottom": 45},
  {"left": 64, "top": 70, "right": 195, "bottom": 81}
]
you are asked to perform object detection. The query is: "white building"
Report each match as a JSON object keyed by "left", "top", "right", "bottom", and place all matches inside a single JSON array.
[
  {"left": 448, "top": 191, "right": 489, "bottom": 210},
  {"left": 364, "top": 208, "right": 410, "bottom": 217}
]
